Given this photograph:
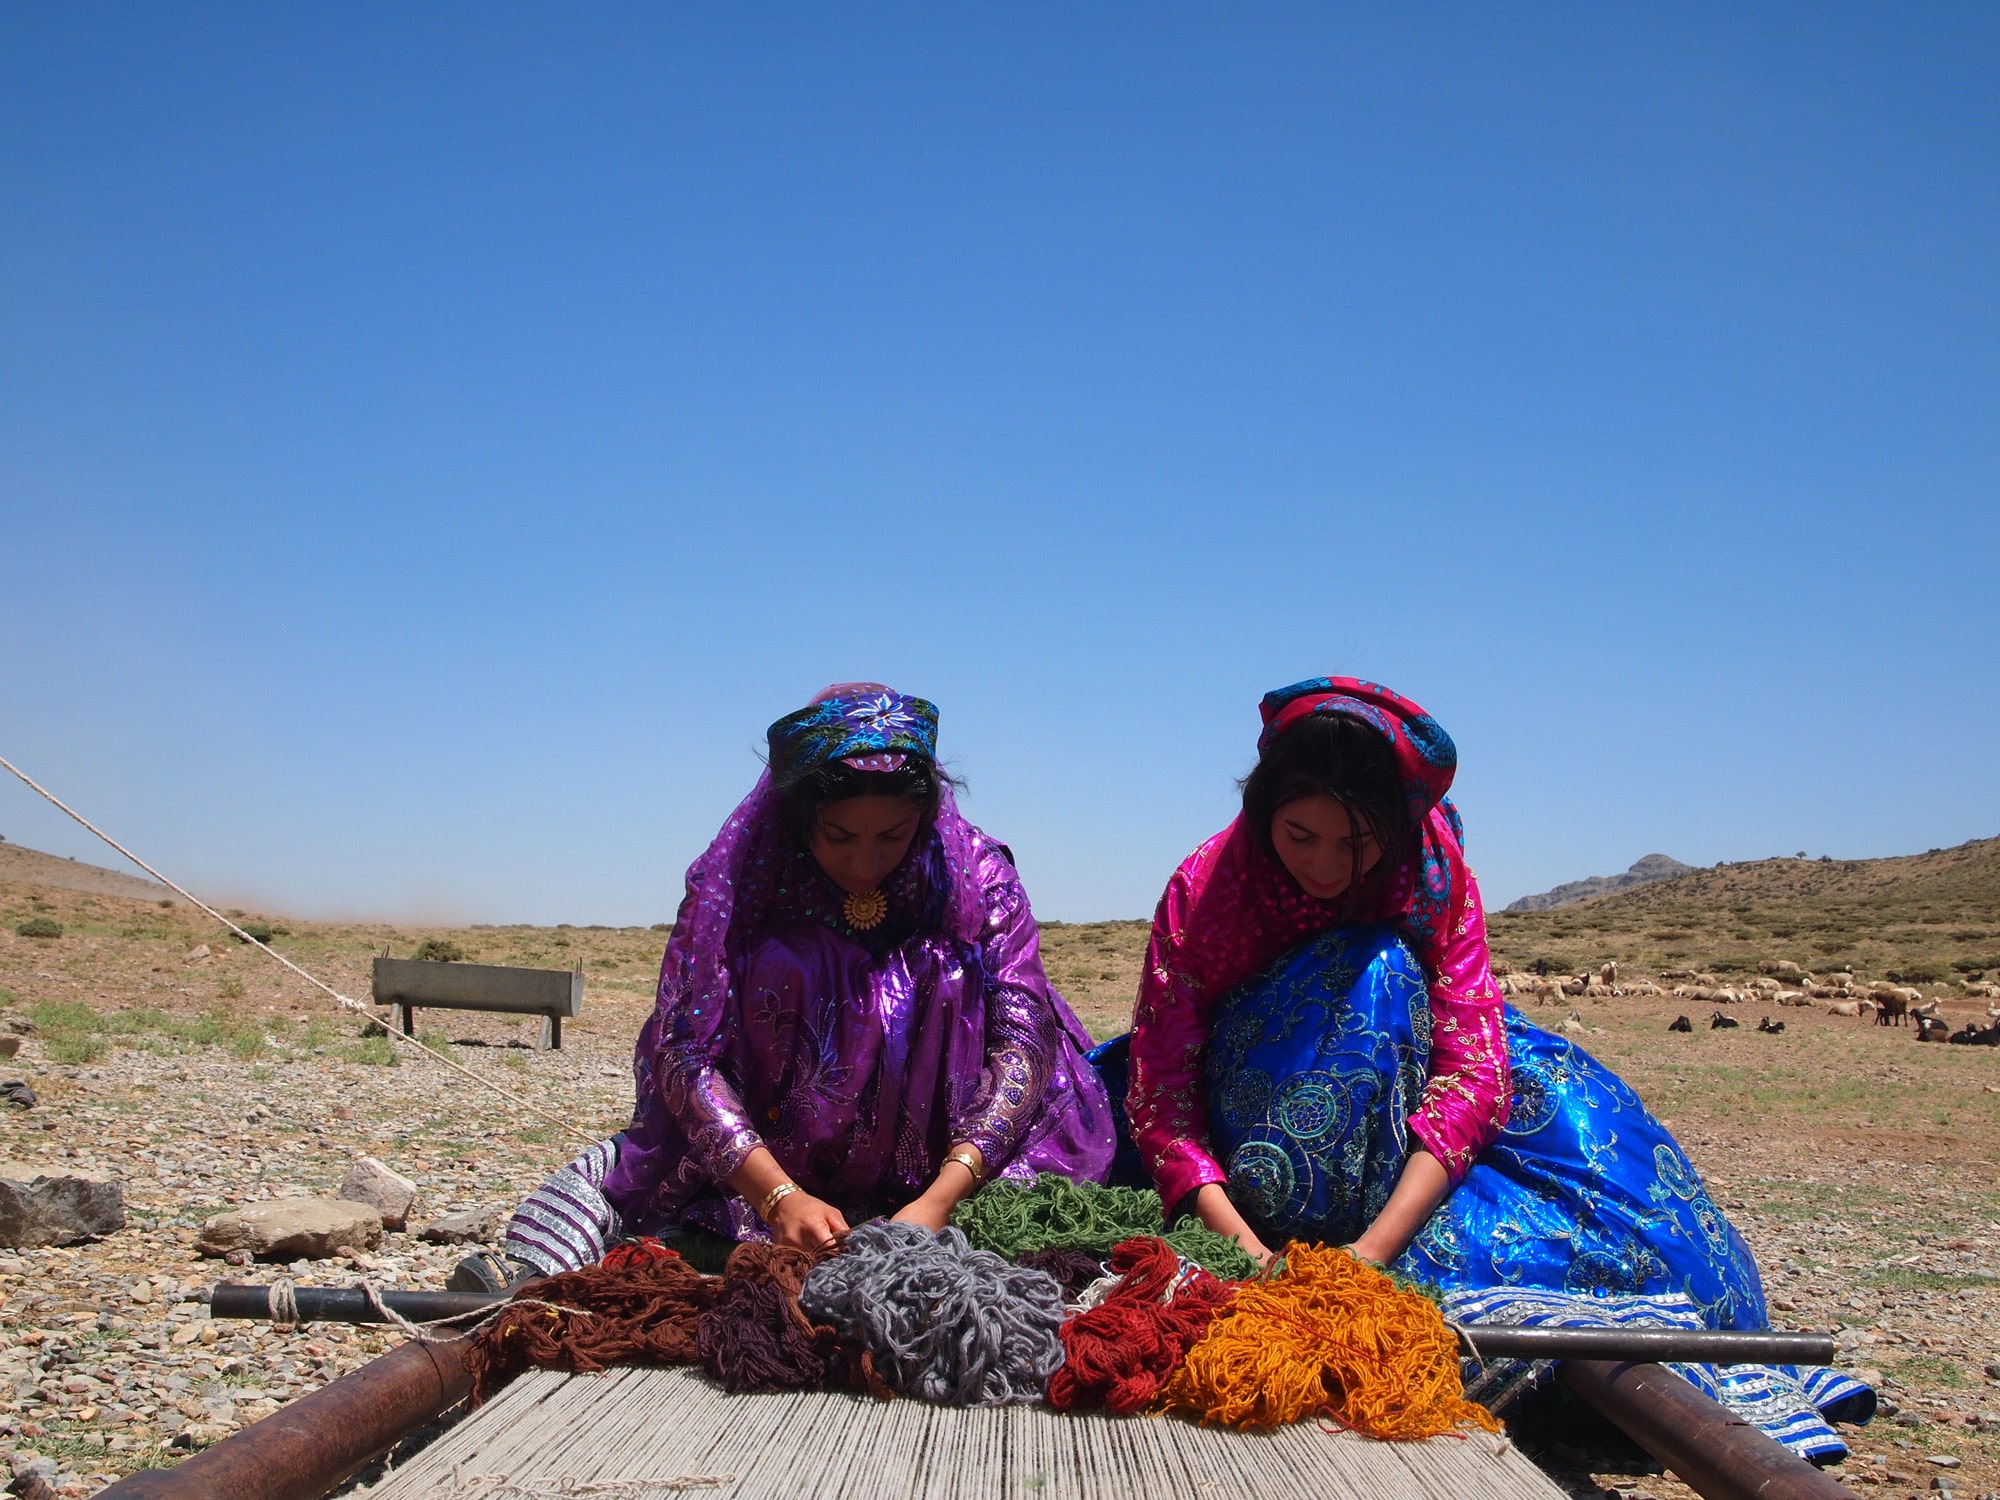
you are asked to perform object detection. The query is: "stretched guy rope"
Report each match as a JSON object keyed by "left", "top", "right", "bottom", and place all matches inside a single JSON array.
[{"left": 0, "top": 752, "right": 599, "bottom": 1146}]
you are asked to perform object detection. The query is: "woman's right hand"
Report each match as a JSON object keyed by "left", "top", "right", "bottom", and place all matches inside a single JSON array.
[
  {"left": 765, "top": 1190, "right": 850, "bottom": 1254},
  {"left": 1194, "top": 1182, "right": 1274, "bottom": 1270}
]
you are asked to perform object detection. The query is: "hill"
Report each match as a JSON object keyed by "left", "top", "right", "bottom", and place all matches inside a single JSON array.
[
  {"left": 1486, "top": 834, "right": 2000, "bottom": 984},
  {"left": 1503, "top": 853, "right": 1697, "bottom": 913},
  {"left": 0, "top": 837, "right": 181, "bottom": 904}
]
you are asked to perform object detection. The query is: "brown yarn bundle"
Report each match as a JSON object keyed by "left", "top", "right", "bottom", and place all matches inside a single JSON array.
[
  {"left": 467, "top": 1239, "right": 720, "bottom": 1402},
  {"left": 696, "top": 1241, "right": 860, "bottom": 1395},
  {"left": 1014, "top": 1247, "right": 1108, "bottom": 1302}
]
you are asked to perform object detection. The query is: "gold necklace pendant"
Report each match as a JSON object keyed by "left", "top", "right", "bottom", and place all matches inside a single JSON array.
[{"left": 843, "top": 887, "right": 888, "bottom": 931}]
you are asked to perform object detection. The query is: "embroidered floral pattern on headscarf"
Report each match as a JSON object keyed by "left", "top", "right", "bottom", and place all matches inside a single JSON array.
[
  {"left": 1126, "top": 677, "right": 1511, "bottom": 1211},
  {"left": 766, "top": 688, "right": 940, "bottom": 786}
]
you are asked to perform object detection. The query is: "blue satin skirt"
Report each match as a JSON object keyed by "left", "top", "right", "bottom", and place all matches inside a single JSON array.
[{"left": 1090, "top": 925, "right": 1873, "bottom": 1459}]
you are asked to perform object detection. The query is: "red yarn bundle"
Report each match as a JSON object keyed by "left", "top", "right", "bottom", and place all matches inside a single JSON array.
[{"left": 1045, "top": 1236, "right": 1240, "bottom": 1415}]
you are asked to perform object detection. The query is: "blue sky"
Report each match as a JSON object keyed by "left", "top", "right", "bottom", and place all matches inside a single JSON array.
[{"left": 2, "top": 5, "right": 1995, "bottom": 926}]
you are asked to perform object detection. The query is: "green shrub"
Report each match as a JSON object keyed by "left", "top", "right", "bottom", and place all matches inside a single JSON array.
[
  {"left": 1888, "top": 964, "right": 1943, "bottom": 984},
  {"left": 217, "top": 976, "right": 245, "bottom": 1000},
  {"left": 27, "top": 998, "right": 106, "bottom": 1064},
  {"left": 15, "top": 917, "right": 63, "bottom": 939},
  {"left": 412, "top": 938, "right": 468, "bottom": 964},
  {"left": 1530, "top": 955, "right": 1570, "bottom": 976},
  {"left": 1952, "top": 956, "right": 2000, "bottom": 973},
  {"left": 233, "top": 922, "right": 274, "bottom": 944},
  {"left": 341, "top": 1035, "right": 398, "bottom": 1066}
]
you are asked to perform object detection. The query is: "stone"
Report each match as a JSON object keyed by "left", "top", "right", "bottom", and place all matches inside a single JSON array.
[
  {"left": 1930, "top": 1456, "right": 1964, "bottom": 1468},
  {"left": 0, "top": 1162, "right": 125, "bottom": 1248},
  {"left": 417, "top": 1206, "right": 506, "bottom": 1245},
  {"left": 337, "top": 1156, "right": 416, "bottom": 1232},
  {"left": 193, "top": 1198, "right": 381, "bottom": 1261},
  {"left": 181, "top": 945, "right": 209, "bottom": 965},
  {"left": 0, "top": 1040, "right": 17, "bottom": 1061}
]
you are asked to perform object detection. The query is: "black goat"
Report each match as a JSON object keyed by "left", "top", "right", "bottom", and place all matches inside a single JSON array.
[
  {"left": 1668, "top": 1015, "right": 1694, "bottom": 1033},
  {"left": 1710, "top": 1011, "right": 1740, "bottom": 1030}
]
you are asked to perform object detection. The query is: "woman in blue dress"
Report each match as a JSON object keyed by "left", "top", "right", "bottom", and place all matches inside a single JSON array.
[{"left": 1106, "top": 677, "right": 1873, "bottom": 1459}]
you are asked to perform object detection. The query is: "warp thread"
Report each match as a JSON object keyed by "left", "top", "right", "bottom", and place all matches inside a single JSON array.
[
  {"left": 1160, "top": 1241, "right": 1502, "bottom": 1439},
  {"left": 798, "top": 1220, "right": 1066, "bottom": 1407},
  {"left": 1046, "top": 1237, "right": 1240, "bottom": 1416},
  {"left": 950, "top": 1172, "right": 1259, "bottom": 1280},
  {"left": 1014, "top": 1248, "right": 1108, "bottom": 1302},
  {"left": 466, "top": 1239, "right": 720, "bottom": 1403}
]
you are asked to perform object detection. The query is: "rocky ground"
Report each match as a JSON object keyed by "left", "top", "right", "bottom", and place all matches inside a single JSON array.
[{"left": 0, "top": 879, "right": 1995, "bottom": 1497}]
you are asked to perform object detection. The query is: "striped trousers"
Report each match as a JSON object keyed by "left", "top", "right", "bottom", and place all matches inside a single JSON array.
[{"left": 504, "top": 1136, "right": 624, "bottom": 1275}]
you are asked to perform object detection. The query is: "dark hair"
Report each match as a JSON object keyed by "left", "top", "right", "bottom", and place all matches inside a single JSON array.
[
  {"left": 1239, "top": 713, "right": 1412, "bottom": 896},
  {"left": 775, "top": 756, "right": 957, "bottom": 848}
]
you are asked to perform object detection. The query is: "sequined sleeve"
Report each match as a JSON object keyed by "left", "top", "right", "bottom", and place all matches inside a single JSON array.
[
  {"left": 1126, "top": 869, "right": 1228, "bottom": 1213},
  {"left": 950, "top": 847, "right": 1059, "bottom": 1168},
  {"left": 1405, "top": 865, "right": 1510, "bottom": 1183},
  {"left": 648, "top": 884, "right": 765, "bottom": 1186}
]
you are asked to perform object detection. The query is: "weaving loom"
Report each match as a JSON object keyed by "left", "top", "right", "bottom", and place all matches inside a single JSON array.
[{"left": 356, "top": 1364, "right": 1569, "bottom": 1500}]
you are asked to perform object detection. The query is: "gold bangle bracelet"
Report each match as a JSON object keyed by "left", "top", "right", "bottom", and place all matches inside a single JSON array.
[
  {"left": 759, "top": 1181, "right": 800, "bottom": 1220},
  {"left": 943, "top": 1150, "right": 985, "bottom": 1186}
]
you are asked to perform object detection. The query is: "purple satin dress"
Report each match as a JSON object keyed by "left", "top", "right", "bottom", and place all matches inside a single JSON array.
[
  {"left": 607, "top": 832, "right": 1114, "bottom": 1239},
  {"left": 506, "top": 773, "right": 1114, "bottom": 1270}
]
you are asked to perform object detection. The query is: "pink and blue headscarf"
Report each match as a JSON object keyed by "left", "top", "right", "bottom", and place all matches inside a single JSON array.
[{"left": 1165, "top": 676, "right": 1474, "bottom": 1005}]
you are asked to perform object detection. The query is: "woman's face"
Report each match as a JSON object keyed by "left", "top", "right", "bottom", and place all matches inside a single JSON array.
[
  {"left": 809, "top": 794, "right": 923, "bottom": 895},
  {"left": 1270, "top": 794, "right": 1384, "bottom": 902}
]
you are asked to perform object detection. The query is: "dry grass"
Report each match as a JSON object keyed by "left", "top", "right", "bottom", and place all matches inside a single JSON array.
[{"left": 3, "top": 837, "right": 1998, "bottom": 1497}]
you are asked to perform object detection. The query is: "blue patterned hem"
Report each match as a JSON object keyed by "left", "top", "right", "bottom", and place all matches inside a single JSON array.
[{"left": 1444, "top": 1287, "right": 1871, "bottom": 1462}]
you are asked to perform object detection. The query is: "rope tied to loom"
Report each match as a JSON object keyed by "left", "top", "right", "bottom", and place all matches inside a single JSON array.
[
  {"left": 262, "top": 1275, "right": 600, "bottom": 1343},
  {"left": 1046, "top": 1236, "right": 1240, "bottom": 1416},
  {"left": 950, "top": 1172, "right": 1259, "bottom": 1279},
  {"left": 1161, "top": 1241, "right": 1502, "bottom": 1439},
  {"left": 797, "top": 1220, "right": 1067, "bottom": 1407}
]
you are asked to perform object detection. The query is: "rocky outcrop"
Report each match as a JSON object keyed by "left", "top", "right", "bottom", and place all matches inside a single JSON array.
[
  {"left": 0, "top": 1161, "right": 126, "bottom": 1247},
  {"left": 1504, "top": 854, "right": 1696, "bottom": 913},
  {"left": 194, "top": 1198, "right": 382, "bottom": 1260},
  {"left": 418, "top": 1205, "right": 507, "bottom": 1245},
  {"left": 338, "top": 1155, "right": 417, "bottom": 1232}
]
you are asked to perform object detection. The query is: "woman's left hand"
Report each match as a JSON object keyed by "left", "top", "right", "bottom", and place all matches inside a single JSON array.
[{"left": 890, "top": 1193, "right": 953, "bottom": 1233}]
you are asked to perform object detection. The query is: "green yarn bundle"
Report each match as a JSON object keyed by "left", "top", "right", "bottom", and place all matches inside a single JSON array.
[{"left": 951, "top": 1173, "right": 1259, "bottom": 1281}]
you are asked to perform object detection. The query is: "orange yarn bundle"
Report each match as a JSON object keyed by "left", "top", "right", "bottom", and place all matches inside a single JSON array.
[{"left": 1160, "top": 1242, "right": 1500, "bottom": 1440}]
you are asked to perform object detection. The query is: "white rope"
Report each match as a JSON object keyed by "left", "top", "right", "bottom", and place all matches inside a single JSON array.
[
  {"left": 0, "top": 751, "right": 598, "bottom": 1146},
  {"left": 255, "top": 1275, "right": 597, "bottom": 1342},
  {"left": 355, "top": 1279, "right": 597, "bottom": 1344},
  {"left": 270, "top": 1278, "right": 299, "bottom": 1329}
]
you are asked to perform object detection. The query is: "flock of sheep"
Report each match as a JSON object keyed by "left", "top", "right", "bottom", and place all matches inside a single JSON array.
[{"left": 1499, "top": 959, "right": 2000, "bottom": 1047}]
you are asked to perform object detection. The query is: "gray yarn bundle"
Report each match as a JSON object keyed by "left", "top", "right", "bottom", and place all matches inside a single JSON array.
[{"left": 798, "top": 1220, "right": 1067, "bottom": 1407}]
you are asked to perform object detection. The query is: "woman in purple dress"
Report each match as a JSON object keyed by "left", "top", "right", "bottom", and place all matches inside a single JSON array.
[{"left": 480, "top": 685, "right": 1115, "bottom": 1282}]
